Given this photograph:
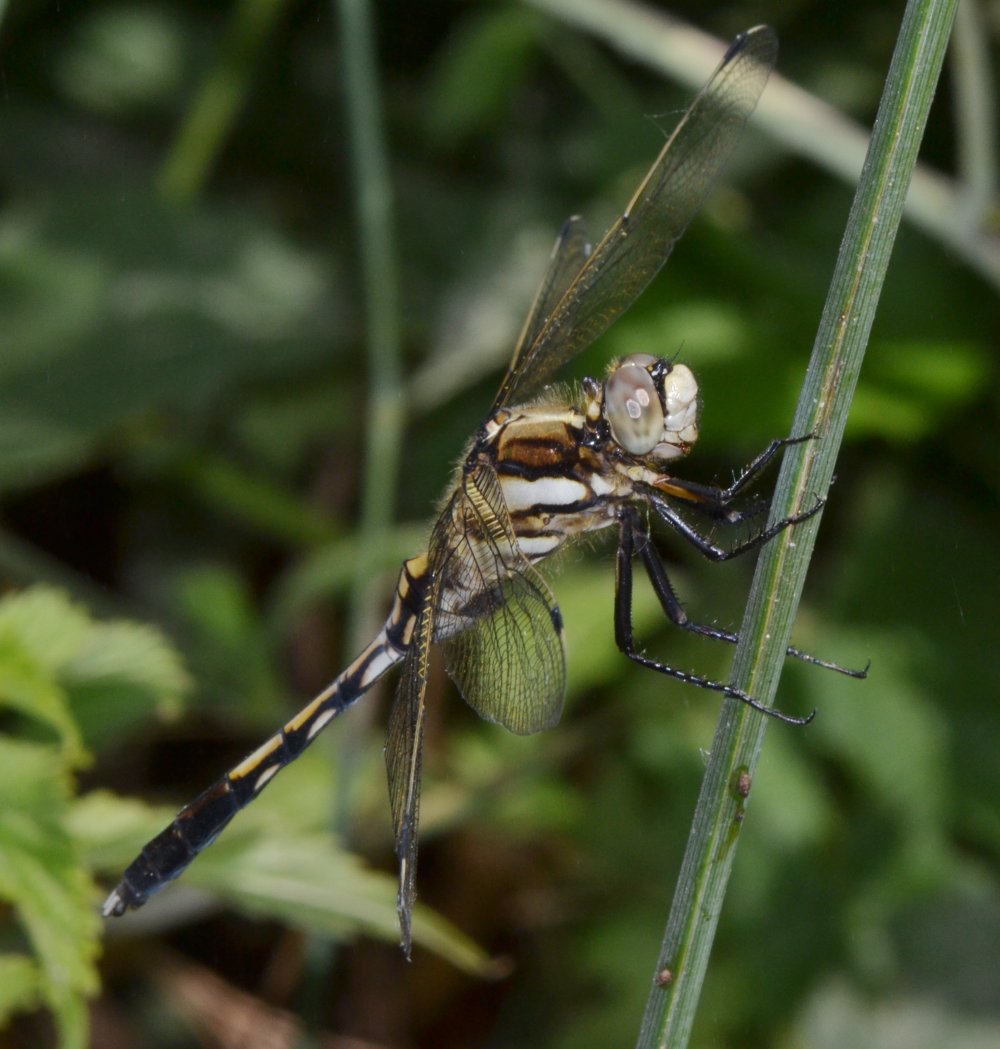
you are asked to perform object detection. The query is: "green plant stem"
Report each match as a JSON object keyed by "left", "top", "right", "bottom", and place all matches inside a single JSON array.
[
  {"left": 634, "top": 1, "right": 959, "bottom": 1046},
  {"left": 329, "top": 0, "right": 404, "bottom": 790},
  {"left": 294, "top": 0, "right": 404, "bottom": 1031},
  {"left": 334, "top": 0, "right": 404, "bottom": 613},
  {"left": 158, "top": 0, "right": 287, "bottom": 205}
]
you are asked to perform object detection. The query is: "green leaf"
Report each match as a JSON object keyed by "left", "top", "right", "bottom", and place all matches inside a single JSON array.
[
  {"left": 0, "top": 191, "right": 340, "bottom": 492},
  {"left": 0, "top": 738, "right": 99, "bottom": 1049},
  {"left": 196, "top": 835, "right": 492, "bottom": 974},
  {"left": 64, "top": 619, "right": 190, "bottom": 700},
  {"left": 0, "top": 585, "right": 190, "bottom": 750},
  {"left": 0, "top": 587, "right": 92, "bottom": 762},
  {"left": 0, "top": 583, "right": 92, "bottom": 673},
  {"left": 0, "top": 955, "right": 42, "bottom": 1026},
  {"left": 0, "top": 585, "right": 195, "bottom": 1043},
  {"left": 0, "top": 638, "right": 86, "bottom": 764}
]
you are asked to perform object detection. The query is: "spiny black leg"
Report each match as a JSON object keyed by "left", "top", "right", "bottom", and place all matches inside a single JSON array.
[
  {"left": 620, "top": 506, "right": 732, "bottom": 642},
  {"left": 614, "top": 510, "right": 813, "bottom": 726},
  {"left": 663, "top": 433, "right": 821, "bottom": 525},
  {"left": 719, "top": 433, "right": 814, "bottom": 502},
  {"left": 665, "top": 434, "right": 815, "bottom": 516},
  {"left": 662, "top": 478, "right": 771, "bottom": 525},
  {"left": 649, "top": 491, "right": 825, "bottom": 563},
  {"left": 622, "top": 507, "right": 867, "bottom": 679}
]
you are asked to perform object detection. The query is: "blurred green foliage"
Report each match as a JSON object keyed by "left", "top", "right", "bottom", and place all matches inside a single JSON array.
[
  {"left": 0, "top": 587, "right": 188, "bottom": 1048},
  {"left": 0, "top": 1, "right": 997, "bottom": 1047}
]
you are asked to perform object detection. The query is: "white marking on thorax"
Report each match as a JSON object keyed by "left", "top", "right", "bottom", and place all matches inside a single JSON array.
[
  {"left": 501, "top": 475, "right": 590, "bottom": 512},
  {"left": 589, "top": 473, "right": 615, "bottom": 497},
  {"left": 516, "top": 534, "right": 563, "bottom": 559}
]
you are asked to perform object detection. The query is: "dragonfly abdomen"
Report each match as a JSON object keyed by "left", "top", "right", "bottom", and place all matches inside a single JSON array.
[{"left": 102, "top": 566, "right": 423, "bottom": 917}]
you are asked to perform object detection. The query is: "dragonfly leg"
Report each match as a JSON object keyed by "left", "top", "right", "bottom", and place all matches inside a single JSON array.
[
  {"left": 614, "top": 509, "right": 813, "bottom": 725},
  {"left": 667, "top": 486, "right": 770, "bottom": 526},
  {"left": 648, "top": 489, "right": 824, "bottom": 563},
  {"left": 660, "top": 434, "right": 814, "bottom": 522},
  {"left": 717, "top": 434, "right": 814, "bottom": 502},
  {"left": 620, "top": 507, "right": 867, "bottom": 678}
]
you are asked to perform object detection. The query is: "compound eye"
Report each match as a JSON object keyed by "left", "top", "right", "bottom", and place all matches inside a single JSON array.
[{"left": 606, "top": 360, "right": 664, "bottom": 455}]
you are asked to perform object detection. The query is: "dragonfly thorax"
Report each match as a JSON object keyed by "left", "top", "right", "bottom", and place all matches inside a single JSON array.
[{"left": 604, "top": 354, "right": 700, "bottom": 462}]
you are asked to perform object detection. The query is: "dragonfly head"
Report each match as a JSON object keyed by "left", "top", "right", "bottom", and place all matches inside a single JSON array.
[{"left": 604, "top": 354, "right": 700, "bottom": 461}]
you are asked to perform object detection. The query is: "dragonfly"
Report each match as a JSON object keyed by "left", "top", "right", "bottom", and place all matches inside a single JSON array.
[{"left": 103, "top": 26, "right": 862, "bottom": 955}]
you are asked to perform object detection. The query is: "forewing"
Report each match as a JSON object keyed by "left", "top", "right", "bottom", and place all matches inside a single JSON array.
[
  {"left": 384, "top": 580, "right": 438, "bottom": 958},
  {"left": 503, "top": 216, "right": 591, "bottom": 392},
  {"left": 492, "top": 26, "right": 777, "bottom": 411},
  {"left": 441, "top": 465, "right": 566, "bottom": 735}
]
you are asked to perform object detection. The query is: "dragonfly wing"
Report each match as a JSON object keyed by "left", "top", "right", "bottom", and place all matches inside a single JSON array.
[
  {"left": 442, "top": 464, "right": 566, "bottom": 735},
  {"left": 494, "top": 25, "right": 777, "bottom": 410},
  {"left": 500, "top": 215, "right": 591, "bottom": 405},
  {"left": 385, "top": 577, "right": 438, "bottom": 958},
  {"left": 444, "top": 570, "right": 566, "bottom": 735}
]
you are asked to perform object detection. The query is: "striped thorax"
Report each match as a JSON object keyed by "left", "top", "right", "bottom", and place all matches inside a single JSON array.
[{"left": 476, "top": 354, "right": 702, "bottom": 564}]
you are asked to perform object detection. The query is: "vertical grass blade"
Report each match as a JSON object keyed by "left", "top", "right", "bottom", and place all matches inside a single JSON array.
[
  {"left": 334, "top": 0, "right": 405, "bottom": 634},
  {"left": 292, "top": 0, "right": 405, "bottom": 1029},
  {"left": 635, "top": 1, "right": 960, "bottom": 1045}
]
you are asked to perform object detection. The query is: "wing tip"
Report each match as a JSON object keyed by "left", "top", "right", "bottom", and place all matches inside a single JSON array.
[
  {"left": 725, "top": 25, "right": 779, "bottom": 69},
  {"left": 397, "top": 883, "right": 415, "bottom": 961}
]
